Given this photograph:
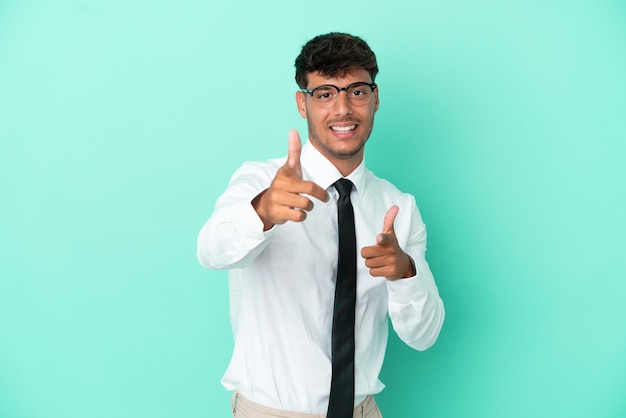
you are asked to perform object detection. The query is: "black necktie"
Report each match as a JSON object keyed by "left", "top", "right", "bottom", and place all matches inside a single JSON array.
[{"left": 327, "top": 178, "right": 357, "bottom": 418}]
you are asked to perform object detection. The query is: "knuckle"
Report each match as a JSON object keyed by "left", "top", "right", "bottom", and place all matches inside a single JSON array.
[
  {"left": 302, "top": 182, "right": 315, "bottom": 193},
  {"left": 296, "top": 196, "right": 311, "bottom": 211},
  {"left": 297, "top": 211, "right": 307, "bottom": 222}
]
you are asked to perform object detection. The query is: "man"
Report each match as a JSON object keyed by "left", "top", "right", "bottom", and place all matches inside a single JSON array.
[{"left": 197, "top": 32, "right": 444, "bottom": 418}]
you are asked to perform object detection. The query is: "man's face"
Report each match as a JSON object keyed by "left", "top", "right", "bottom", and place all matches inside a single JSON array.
[{"left": 296, "top": 68, "right": 379, "bottom": 169}]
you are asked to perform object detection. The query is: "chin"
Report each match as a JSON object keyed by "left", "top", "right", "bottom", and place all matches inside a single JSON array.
[{"left": 330, "top": 144, "right": 365, "bottom": 159}]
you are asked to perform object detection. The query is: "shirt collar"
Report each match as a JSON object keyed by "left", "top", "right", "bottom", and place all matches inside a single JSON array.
[{"left": 300, "top": 140, "right": 366, "bottom": 194}]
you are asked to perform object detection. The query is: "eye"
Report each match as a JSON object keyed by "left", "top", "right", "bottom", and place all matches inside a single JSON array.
[
  {"left": 315, "top": 88, "right": 335, "bottom": 101},
  {"left": 349, "top": 88, "right": 370, "bottom": 99},
  {"left": 348, "top": 83, "right": 371, "bottom": 99}
]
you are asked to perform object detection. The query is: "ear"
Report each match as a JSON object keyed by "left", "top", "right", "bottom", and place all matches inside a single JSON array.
[
  {"left": 373, "top": 86, "right": 380, "bottom": 112},
  {"left": 295, "top": 91, "right": 307, "bottom": 119}
]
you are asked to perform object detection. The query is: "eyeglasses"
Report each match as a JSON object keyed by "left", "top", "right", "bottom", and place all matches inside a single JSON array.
[{"left": 300, "top": 82, "right": 377, "bottom": 108}]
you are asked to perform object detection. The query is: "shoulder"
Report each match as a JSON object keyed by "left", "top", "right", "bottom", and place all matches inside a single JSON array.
[
  {"left": 363, "top": 168, "right": 415, "bottom": 204},
  {"left": 238, "top": 156, "right": 285, "bottom": 174},
  {"left": 228, "top": 157, "right": 286, "bottom": 185}
]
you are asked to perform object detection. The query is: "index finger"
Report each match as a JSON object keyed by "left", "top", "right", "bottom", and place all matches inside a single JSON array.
[
  {"left": 377, "top": 233, "right": 394, "bottom": 245},
  {"left": 298, "top": 180, "right": 329, "bottom": 202}
]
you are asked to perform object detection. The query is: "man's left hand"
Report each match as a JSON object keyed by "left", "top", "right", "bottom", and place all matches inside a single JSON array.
[{"left": 361, "top": 206, "right": 416, "bottom": 281}]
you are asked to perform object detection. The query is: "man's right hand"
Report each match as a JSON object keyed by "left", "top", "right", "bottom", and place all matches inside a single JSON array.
[{"left": 252, "top": 130, "right": 329, "bottom": 231}]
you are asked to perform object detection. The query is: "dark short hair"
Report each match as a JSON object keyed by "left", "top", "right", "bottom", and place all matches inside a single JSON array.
[{"left": 294, "top": 32, "right": 379, "bottom": 89}]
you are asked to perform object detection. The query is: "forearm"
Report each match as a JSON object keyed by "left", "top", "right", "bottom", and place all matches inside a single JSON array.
[
  {"left": 386, "top": 200, "right": 445, "bottom": 350},
  {"left": 197, "top": 198, "right": 273, "bottom": 269},
  {"left": 387, "top": 265, "right": 445, "bottom": 350},
  {"left": 196, "top": 162, "right": 276, "bottom": 270}
]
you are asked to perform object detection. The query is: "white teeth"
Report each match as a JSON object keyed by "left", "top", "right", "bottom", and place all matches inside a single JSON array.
[{"left": 331, "top": 125, "right": 356, "bottom": 132}]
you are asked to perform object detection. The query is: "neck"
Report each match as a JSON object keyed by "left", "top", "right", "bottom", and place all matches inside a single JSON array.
[
  {"left": 308, "top": 141, "right": 364, "bottom": 177},
  {"left": 332, "top": 157, "right": 362, "bottom": 177}
]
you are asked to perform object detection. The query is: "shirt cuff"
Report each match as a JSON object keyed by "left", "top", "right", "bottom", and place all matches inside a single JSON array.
[
  {"left": 236, "top": 200, "right": 277, "bottom": 244},
  {"left": 210, "top": 201, "right": 275, "bottom": 265},
  {"left": 386, "top": 273, "right": 428, "bottom": 305}
]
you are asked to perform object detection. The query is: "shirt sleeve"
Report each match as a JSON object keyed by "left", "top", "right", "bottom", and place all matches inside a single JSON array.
[
  {"left": 196, "top": 161, "right": 279, "bottom": 270},
  {"left": 386, "top": 196, "right": 445, "bottom": 351}
]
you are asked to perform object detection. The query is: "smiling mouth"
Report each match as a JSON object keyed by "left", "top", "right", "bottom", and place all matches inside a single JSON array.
[{"left": 330, "top": 125, "right": 357, "bottom": 133}]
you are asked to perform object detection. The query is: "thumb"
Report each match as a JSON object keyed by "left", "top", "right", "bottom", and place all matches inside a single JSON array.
[
  {"left": 286, "top": 129, "right": 302, "bottom": 177},
  {"left": 376, "top": 206, "right": 399, "bottom": 245},
  {"left": 382, "top": 205, "right": 399, "bottom": 234}
]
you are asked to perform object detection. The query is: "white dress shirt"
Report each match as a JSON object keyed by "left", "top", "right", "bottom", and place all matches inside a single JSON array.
[{"left": 197, "top": 141, "right": 444, "bottom": 414}]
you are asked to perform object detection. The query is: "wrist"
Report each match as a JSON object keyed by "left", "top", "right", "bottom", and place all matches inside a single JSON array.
[
  {"left": 402, "top": 255, "right": 417, "bottom": 278},
  {"left": 251, "top": 190, "right": 274, "bottom": 231}
]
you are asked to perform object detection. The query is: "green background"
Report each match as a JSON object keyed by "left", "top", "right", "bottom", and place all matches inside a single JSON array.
[{"left": 1, "top": 0, "right": 625, "bottom": 417}]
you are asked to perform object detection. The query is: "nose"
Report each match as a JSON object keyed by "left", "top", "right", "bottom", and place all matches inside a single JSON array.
[{"left": 333, "top": 90, "right": 353, "bottom": 115}]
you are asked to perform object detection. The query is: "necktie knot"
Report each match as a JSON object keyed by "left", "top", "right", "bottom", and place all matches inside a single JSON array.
[{"left": 334, "top": 178, "right": 353, "bottom": 198}]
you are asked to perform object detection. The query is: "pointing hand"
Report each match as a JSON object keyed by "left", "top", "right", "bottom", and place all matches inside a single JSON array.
[
  {"left": 361, "top": 206, "right": 416, "bottom": 280},
  {"left": 252, "top": 130, "right": 329, "bottom": 230}
]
